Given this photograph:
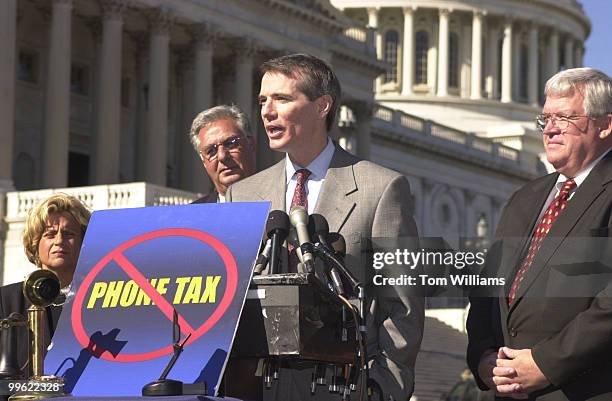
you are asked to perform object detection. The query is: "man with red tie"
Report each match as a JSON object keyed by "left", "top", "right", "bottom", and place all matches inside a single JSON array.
[
  {"left": 227, "top": 54, "right": 423, "bottom": 401},
  {"left": 467, "top": 67, "right": 612, "bottom": 400}
]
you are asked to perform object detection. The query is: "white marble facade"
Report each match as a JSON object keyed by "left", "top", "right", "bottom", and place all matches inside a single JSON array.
[
  {"left": 331, "top": 0, "right": 590, "bottom": 150},
  {"left": 0, "top": 0, "right": 589, "bottom": 285}
]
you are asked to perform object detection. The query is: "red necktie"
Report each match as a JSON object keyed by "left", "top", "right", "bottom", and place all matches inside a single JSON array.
[
  {"left": 291, "top": 169, "right": 311, "bottom": 210},
  {"left": 288, "top": 169, "right": 311, "bottom": 272},
  {"left": 508, "top": 179, "right": 576, "bottom": 305}
]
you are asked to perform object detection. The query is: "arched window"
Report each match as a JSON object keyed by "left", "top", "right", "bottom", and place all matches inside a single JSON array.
[
  {"left": 476, "top": 213, "right": 489, "bottom": 238},
  {"left": 520, "top": 44, "right": 528, "bottom": 100},
  {"left": 384, "top": 30, "right": 399, "bottom": 83},
  {"left": 448, "top": 32, "right": 459, "bottom": 88},
  {"left": 415, "top": 30, "right": 429, "bottom": 84}
]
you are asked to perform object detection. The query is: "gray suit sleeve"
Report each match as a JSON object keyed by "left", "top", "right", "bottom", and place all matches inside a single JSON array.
[{"left": 369, "top": 175, "right": 425, "bottom": 401}]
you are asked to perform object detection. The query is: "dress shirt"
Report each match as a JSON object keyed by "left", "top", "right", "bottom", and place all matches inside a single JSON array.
[
  {"left": 285, "top": 138, "right": 335, "bottom": 214},
  {"left": 536, "top": 149, "right": 611, "bottom": 223}
]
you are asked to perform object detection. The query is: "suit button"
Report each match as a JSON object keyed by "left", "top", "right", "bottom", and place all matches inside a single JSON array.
[{"left": 509, "top": 328, "right": 517, "bottom": 337}]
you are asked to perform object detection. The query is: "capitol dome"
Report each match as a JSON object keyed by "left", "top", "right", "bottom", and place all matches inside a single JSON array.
[{"left": 332, "top": 0, "right": 591, "bottom": 158}]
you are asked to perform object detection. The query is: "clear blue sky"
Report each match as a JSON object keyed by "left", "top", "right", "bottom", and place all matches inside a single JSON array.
[{"left": 582, "top": 0, "right": 612, "bottom": 76}]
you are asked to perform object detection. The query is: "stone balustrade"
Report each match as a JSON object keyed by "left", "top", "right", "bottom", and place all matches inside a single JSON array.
[
  {"left": 5, "top": 182, "right": 198, "bottom": 221},
  {"left": 372, "top": 104, "right": 530, "bottom": 175},
  {"left": 1, "top": 182, "right": 199, "bottom": 285},
  {"left": 339, "top": 25, "right": 376, "bottom": 56}
]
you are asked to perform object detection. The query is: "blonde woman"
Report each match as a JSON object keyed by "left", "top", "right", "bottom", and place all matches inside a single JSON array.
[{"left": 0, "top": 194, "right": 90, "bottom": 373}]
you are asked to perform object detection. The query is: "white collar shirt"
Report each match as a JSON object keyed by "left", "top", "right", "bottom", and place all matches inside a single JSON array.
[
  {"left": 285, "top": 138, "right": 335, "bottom": 214},
  {"left": 538, "top": 149, "right": 610, "bottom": 221}
]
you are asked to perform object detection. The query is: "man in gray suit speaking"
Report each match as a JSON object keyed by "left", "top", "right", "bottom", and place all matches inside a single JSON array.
[{"left": 226, "top": 53, "right": 424, "bottom": 401}]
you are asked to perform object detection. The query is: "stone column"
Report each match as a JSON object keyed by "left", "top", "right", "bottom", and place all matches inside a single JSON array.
[
  {"left": 132, "top": 33, "right": 148, "bottom": 179},
  {"left": 367, "top": 7, "right": 383, "bottom": 91},
  {"left": 234, "top": 38, "right": 256, "bottom": 126},
  {"left": 437, "top": 9, "right": 450, "bottom": 97},
  {"left": 194, "top": 25, "right": 215, "bottom": 114},
  {"left": 0, "top": 0, "right": 13, "bottom": 280},
  {"left": 486, "top": 26, "right": 499, "bottom": 99},
  {"left": 401, "top": 7, "right": 415, "bottom": 95},
  {"left": 575, "top": 44, "right": 583, "bottom": 67},
  {"left": 548, "top": 29, "right": 559, "bottom": 77},
  {"left": 93, "top": 0, "right": 125, "bottom": 184},
  {"left": 43, "top": 0, "right": 73, "bottom": 188},
  {"left": 187, "top": 24, "right": 216, "bottom": 193},
  {"left": 528, "top": 23, "right": 539, "bottom": 106},
  {"left": 144, "top": 9, "right": 172, "bottom": 186},
  {"left": 0, "top": 0, "right": 16, "bottom": 190},
  {"left": 501, "top": 18, "right": 513, "bottom": 103},
  {"left": 564, "top": 36, "right": 574, "bottom": 69},
  {"left": 470, "top": 10, "right": 483, "bottom": 99},
  {"left": 177, "top": 51, "right": 203, "bottom": 194}
]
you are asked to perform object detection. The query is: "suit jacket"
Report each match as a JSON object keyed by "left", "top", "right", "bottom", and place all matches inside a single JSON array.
[
  {"left": 0, "top": 281, "right": 62, "bottom": 375},
  {"left": 227, "top": 145, "right": 425, "bottom": 401},
  {"left": 467, "top": 152, "right": 612, "bottom": 401},
  {"left": 192, "top": 191, "right": 219, "bottom": 204}
]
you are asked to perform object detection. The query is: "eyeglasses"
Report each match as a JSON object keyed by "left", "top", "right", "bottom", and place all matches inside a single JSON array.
[
  {"left": 199, "top": 136, "right": 245, "bottom": 161},
  {"left": 535, "top": 113, "right": 595, "bottom": 132}
]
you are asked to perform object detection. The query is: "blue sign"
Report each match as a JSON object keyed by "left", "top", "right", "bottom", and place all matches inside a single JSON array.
[{"left": 44, "top": 202, "right": 270, "bottom": 396}]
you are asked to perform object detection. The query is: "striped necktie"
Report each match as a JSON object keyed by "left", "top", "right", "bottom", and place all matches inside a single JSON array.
[{"left": 508, "top": 178, "right": 576, "bottom": 305}]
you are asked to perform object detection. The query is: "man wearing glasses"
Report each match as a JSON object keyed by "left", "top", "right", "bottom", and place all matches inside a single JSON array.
[
  {"left": 467, "top": 67, "right": 612, "bottom": 400},
  {"left": 189, "top": 105, "right": 256, "bottom": 203}
]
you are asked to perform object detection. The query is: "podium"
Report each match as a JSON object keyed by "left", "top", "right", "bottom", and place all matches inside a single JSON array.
[{"left": 232, "top": 273, "right": 357, "bottom": 364}]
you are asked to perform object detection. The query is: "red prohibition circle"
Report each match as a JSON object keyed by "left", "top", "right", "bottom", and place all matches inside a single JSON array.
[{"left": 71, "top": 228, "right": 238, "bottom": 363}]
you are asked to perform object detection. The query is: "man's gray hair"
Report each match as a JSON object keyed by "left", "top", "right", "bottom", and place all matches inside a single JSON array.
[
  {"left": 545, "top": 67, "right": 612, "bottom": 117},
  {"left": 189, "top": 104, "right": 252, "bottom": 151}
]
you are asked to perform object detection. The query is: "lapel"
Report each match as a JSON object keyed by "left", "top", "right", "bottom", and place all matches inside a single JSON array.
[
  {"left": 509, "top": 152, "right": 612, "bottom": 313},
  {"left": 502, "top": 175, "right": 558, "bottom": 283},
  {"left": 251, "top": 159, "right": 287, "bottom": 211},
  {"left": 498, "top": 175, "right": 558, "bottom": 317},
  {"left": 314, "top": 146, "right": 358, "bottom": 233}
]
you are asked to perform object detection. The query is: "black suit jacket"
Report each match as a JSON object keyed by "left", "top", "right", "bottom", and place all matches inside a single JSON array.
[
  {"left": 0, "top": 281, "right": 62, "bottom": 375},
  {"left": 192, "top": 191, "right": 219, "bottom": 204},
  {"left": 467, "top": 152, "right": 612, "bottom": 401}
]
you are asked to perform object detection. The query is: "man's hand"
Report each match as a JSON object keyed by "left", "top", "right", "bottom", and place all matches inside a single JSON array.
[
  {"left": 478, "top": 349, "right": 527, "bottom": 399},
  {"left": 494, "top": 347, "right": 550, "bottom": 394}
]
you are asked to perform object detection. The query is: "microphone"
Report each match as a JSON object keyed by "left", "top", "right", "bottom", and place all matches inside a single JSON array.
[
  {"left": 327, "top": 232, "right": 346, "bottom": 258},
  {"left": 289, "top": 206, "right": 315, "bottom": 272},
  {"left": 316, "top": 233, "right": 361, "bottom": 292},
  {"left": 309, "top": 214, "right": 346, "bottom": 295},
  {"left": 310, "top": 214, "right": 330, "bottom": 247},
  {"left": 266, "top": 210, "right": 290, "bottom": 275},
  {"left": 254, "top": 238, "right": 272, "bottom": 275}
]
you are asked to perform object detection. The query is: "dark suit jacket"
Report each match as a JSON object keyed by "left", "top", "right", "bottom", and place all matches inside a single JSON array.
[
  {"left": 192, "top": 191, "right": 219, "bottom": 204},
  {"left": 0, "top": 281, "right": 62, "bottom": 375},
  {"left": 227, "top": 145, "right": 424, "bottom": 401},
  {"left": 467, "top": 152, "right": 612, "bottom": 401}
]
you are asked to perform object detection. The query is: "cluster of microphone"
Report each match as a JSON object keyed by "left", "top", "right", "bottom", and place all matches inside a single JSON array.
[
  {"left": 252, "top": 207, "right": 369, "bottom": 401},
  {"left": 254, "top": 206, "right": 360, "bottom": 297}
]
